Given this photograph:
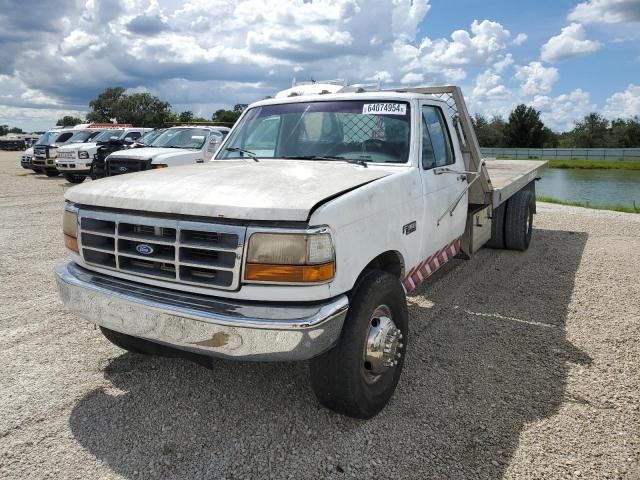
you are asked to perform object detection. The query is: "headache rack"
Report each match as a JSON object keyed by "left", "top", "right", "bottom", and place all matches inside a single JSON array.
[{"left": 390, "top": 86, "right": 492, "bottom": 205}]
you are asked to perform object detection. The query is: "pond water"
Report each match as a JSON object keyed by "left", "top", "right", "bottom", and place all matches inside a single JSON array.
[{"left": 536, "top": 168, "right": 640, "bottom": 208}]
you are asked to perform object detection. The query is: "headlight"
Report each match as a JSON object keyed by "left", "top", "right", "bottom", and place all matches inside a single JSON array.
[
  {"left": 244, "top": 231, "right": 335, "bottom": 283},
  {"left": 78, "top": 151, "right": 89, "bottom": 159},
  {"left": 63, "top": 204, "right": 79, "bottom": 253}
]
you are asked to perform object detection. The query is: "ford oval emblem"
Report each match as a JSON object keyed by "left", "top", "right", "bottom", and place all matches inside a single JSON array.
[
  {"left": 136, "top": 244, "right": 154, "bottom": 255},
  {"left": 119, "top": 166, "right": 127, "bottom": 172}
]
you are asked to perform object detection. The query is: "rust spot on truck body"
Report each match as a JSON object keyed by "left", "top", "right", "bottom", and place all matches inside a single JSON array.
[{"left": 190, "top": 332, "right": 230, "bottom": 348}]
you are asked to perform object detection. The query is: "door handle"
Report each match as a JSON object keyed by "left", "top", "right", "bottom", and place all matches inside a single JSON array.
[{"left": 457, "top": 174, "right": 466, "bottom": 182}]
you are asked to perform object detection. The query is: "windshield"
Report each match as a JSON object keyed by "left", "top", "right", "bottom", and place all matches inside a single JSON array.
[
  {"left": 36, "top": 131, "right": 60, "bottom": 146},
  {"left": 68, "top": 131, "right": 100, "bottom": 143},
  {"left": 217, "top": 100, "right": 411, "bottom": 163},
  {"left": 140, "top": 129, "right": 164, "bottom": 145},
  {"left": 94, "top": 130, "right": 124, "bottom": 142},
  {"left": 150, "top": 128, "right": 208, "bottom": 149}
]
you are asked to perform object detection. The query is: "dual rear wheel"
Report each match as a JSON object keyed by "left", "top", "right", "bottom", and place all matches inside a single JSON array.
[{"left": 487, "top": 188, "right": 535, "bottom": 251}]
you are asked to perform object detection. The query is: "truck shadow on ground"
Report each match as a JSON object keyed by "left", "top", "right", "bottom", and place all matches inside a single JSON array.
[{"left": 69, "top": 228, "right": 590, "bottom": 480}]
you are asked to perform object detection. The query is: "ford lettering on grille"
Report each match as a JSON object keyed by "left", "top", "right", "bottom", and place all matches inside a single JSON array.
[{"left": 76, "top": 209, "right": 246, "bottom": 291}]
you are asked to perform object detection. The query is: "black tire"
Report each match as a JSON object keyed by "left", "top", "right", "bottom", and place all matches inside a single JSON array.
[
  {"left": 485, "top": 203, "right": 506, "bottom": 249},
  {"left": 100, "top": 327, "right": 158, "bottom": 355},
  {"left": 504, "top": 190, "right": 534, "bottom": 251},
  {"left": 309, "top": 271, "right": 408, "bottom": 419},
  {"left": 45, "top": 169, "right": 59, "bottom": 177},
  {"left": 63, "top": 173, "right": 86, "bottom": 184}
]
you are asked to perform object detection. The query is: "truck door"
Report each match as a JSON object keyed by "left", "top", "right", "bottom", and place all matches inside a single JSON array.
[{"left": 419, "top": 103, "right": 468, "bottom": 259}]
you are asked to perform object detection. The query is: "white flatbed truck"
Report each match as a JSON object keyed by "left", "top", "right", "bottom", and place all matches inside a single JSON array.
[{"left": 55, "top": 85, "right": 546, "bottom": 418}]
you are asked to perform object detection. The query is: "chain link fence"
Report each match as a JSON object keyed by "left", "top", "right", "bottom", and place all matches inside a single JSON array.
[{"left": 480, "top": 148, "right": 640, "bottom": 161}]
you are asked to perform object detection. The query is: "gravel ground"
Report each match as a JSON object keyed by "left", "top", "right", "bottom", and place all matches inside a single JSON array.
[{"left": 0, "top": 151, "right": 638, "bottom": 480}]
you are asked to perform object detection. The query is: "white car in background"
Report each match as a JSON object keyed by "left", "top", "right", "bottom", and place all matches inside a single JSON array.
[
  {"left": 104, "top": 126, "right": 228, "bottom": 176},
  {"left": 56, "top": 126, "right": 152, "bottom": 183}
]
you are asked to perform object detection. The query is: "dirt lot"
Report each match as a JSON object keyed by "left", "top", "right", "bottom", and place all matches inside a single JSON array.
[{"left": 0, "top": 151, "right": 638, "bottom": 480}]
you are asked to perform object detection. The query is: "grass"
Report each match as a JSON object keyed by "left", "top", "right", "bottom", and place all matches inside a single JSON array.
[
  {"left": 548, "top": 159, "right": 640, "bottom": 170},
  {"left": 495, "top": 156, "right": 640, "bottom": 170},
  {"left": 537, "top": 196, "right": 640, "bottom": 214}
]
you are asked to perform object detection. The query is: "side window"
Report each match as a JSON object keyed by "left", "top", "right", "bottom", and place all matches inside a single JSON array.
[
  {"left": 127, "top": 132, "right": 141, "bottom": 140},
  {"left": 421, "top": 106, "right": 454, "bottom": 168},
  {"left": 421, "top": 115, "right": 436, "bottom": 169}
]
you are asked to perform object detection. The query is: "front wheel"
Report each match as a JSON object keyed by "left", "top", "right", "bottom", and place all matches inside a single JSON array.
[
  {"left": 63, "top": 173, "right": 86, "bottom": 184},
  {"left": 309, "top": 271, "right": 408, "bottom": 418}
]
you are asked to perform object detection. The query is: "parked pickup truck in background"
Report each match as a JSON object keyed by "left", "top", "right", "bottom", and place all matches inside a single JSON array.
[
  {"left": 20, "top": 146, "right": 35, "bottom": 170},
  {"left": 32, "top": 125, "right": 102, "bottom": 176},
  {"left": 56, "top": 84, "right": 546, "bottom": 418},
  {"left": 103, "top": 125, "right": 229, "bottom": 177},
  {"left": 56, "top": 126, "right": 152, "bottom": 183}
]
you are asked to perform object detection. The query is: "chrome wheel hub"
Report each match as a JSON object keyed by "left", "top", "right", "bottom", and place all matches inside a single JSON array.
[{"left": 363, "top": 305, "right": 403, "bottom": 382}]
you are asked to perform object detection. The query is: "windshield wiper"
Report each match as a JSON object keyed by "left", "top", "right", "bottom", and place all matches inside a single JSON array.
[
  {"left": 281, "top": 155, "right": 368, "bottom": 167},
  {"left": 225, "top": 147, "right": 259, "bottom": 162}
]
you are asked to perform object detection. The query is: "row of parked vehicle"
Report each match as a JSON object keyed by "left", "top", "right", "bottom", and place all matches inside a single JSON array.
[{"left": 21, "top": 123, "right": 230, "bottom": 183}]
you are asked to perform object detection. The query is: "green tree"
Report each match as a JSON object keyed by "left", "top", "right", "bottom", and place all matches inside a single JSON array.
[
  {"left": 86, "top": 86, "right": 126, "bottom": 123},
  {"left": 56, "top": 115, "right": 83, "bottom": 126},
  {"left": 0, "top": 125, "right": 7, "bottom": 136},
  {"left": 86, "top": 87, "right": 173, "bottom": 127},
  {"left": 212, "top": 109, "right": 241, "bottom": 124},
  {"left": 112, "top": 92, "right": 173, "bottom": 127},
  {"left": 472, "top": 114, "right": 506, "bottom": 147},
  {"left": 571, "top": 113, "right": 609, "bottom": 148},
  {"left": 504, "top": 104, "right": 546, "bottom": 148},
  {"left": 8, "top": 127, "right": 23, "bottom": 134},
  {"left": 233, "top": 103, "right": 248, "bottom": 114},
  {"left": 608, "top": 117, "right": 640, "bottom": 148},
  {"left": 178, "top": 111, "right": 194, "bottom": 123}
]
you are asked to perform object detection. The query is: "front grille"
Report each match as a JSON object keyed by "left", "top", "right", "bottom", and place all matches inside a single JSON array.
[
  {"left": 77, "top": 209, "right": 246, "bottom": 291},
  {"left": 34, "top": 146, "right": 48, "bottom": 158},
  {"left": 107, "top": 158, "right": 150, "bottom": 176}
]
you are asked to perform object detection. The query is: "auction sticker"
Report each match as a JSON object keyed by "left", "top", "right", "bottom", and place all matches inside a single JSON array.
[{"left": 362, "top": 103, "right": 407, "bottom": 115}]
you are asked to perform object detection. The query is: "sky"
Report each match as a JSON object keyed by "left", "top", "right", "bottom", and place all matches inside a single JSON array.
[{"left": 0, "top": 0, "right": 639, "bottom": 132}]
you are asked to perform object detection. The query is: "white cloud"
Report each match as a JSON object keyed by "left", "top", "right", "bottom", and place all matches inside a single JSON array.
[
  {"left": 532, "top": 89, "right": 596, "bottom": 131},
  {"left": 515, "top": 61, "right": 559, "bottom": 95},
  {"left": 400, "top": 72, "right": 424, "bottom": 84},
  {"left": 419, "top": 19, "right": 511, "bottom": 68},
  {"left": 540, "top": 23, "right": 601, "bottom": 62},
  {"left": 365, "top": 71, "right": 393, "bottom": 83},
  {"left": 472, "top": 69, "right": 510, "bottom": 99},
  {"left": 493, "top": 54, "right": 514, "bottom": 73},
  {"left": 512, "top": 33, "right": 528, "bottom": 45},
  {"left": 602, "top": 84, "right": 640, "bottom": 118},
  {"left": 569, "top": 0, "right": 640, "bottom": 24}
]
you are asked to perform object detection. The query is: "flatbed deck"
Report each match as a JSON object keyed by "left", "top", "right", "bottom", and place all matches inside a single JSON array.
[{"left": 484, "top": 159, "right": 548, "bottom": 207}]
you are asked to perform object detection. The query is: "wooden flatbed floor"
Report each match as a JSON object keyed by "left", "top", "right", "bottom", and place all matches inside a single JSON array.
[{"left": 484, "top": 159, "right": 548, "bottom": 207}]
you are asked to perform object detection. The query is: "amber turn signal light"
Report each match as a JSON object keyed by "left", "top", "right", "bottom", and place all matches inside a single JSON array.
[
  {"left": 244, "top": 262, "right": 335, "bottom": 283},
  {"left": 64, "top": 234, "right": 79, "bottom": 253}
]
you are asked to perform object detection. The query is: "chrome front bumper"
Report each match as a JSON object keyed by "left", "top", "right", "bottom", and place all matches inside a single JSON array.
[{"left": 55, "top": 262, "right": 348, "bottom": 361}]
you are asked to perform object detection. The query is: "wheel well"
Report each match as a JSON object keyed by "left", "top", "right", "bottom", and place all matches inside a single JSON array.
[{"left": 363, "top": 251, "right": 405, "bottom": 279}]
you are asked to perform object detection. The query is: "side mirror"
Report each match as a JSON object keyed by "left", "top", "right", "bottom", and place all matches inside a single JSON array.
[{"left": 123, "top": 136, "right": 134, "bottom": 143}]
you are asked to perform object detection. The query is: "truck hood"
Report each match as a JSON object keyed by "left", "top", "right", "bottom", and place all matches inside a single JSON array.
[
  {"left": 109, "top": 147, "right": 197, "bottom": 162},
  {"left": 65, "top": 160, "right": 392, "bottom": 221}
]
